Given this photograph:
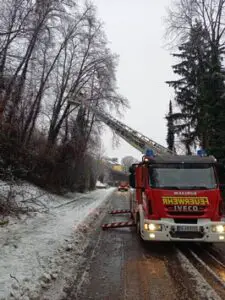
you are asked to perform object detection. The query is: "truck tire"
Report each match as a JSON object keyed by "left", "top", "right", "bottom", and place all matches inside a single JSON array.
[
  {"left": 136, "top": 214, "right": 146, "bottom": 243},
  {"left": 129, "top": 193, "right": 134, "bottom": 219},
  {"left": 136, "top": 214, "right": 141, "bottom": 237}
]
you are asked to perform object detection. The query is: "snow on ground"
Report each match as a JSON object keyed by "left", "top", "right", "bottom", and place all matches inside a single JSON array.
[
  {"left": 95, "top": 180, "right": 107, "bottom": 188},
  {"left": 0, "top": 181, "right": 115, "bottom": 300}
]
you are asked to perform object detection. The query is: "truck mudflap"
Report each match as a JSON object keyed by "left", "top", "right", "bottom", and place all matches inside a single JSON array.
[{"left": 140, "top": 219, "right": 225, "bottom": 242}]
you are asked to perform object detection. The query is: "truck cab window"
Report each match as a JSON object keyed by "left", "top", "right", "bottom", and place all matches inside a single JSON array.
[{"left": 149, "top": 163, "right": 217, "bottom": 190}]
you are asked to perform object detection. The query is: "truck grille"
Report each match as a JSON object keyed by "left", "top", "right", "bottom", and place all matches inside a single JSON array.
[
  {"left": 168, "top": 211, "right": 205, "bottom": 216},
  {"left": 174, "top": 219, "right": 198, "bottom": 224},
  {"left": 170, "top": 231, "right": 204, "bottom": 239}
]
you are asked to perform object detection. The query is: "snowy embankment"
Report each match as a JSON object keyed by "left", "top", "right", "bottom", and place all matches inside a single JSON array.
[{"left": 0, "top": 182, "right": 114, "bottom": 300}]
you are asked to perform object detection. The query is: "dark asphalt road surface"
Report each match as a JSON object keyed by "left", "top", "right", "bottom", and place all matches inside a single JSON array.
[{"left": 64, "top": 190, "right": 213, "bottom": 300}]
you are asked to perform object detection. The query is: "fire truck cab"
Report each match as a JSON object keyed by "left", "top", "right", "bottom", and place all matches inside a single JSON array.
[
  {"left": 129, "top": 149, "right": 225, "bottom": 242},
  {"left": 118, "top": 181, "right": 129, "bottom": 192}
]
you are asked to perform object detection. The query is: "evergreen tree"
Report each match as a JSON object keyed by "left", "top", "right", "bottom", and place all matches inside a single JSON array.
[
  {"left": 205, "top": 48, "right": 225, "bottom": 159},
  {"left": 165, "top": 0, "right": 225, "bottom": 160},
  {"left": 166, "top": 100, "right": 175, "bottom": 152},
  {"left": 166, "top": 23, "right": 211, "bottom": 153}
]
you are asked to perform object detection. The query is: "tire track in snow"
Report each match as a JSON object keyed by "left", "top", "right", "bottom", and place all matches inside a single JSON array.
[
  {"left": 74, "top": 230, "right": 103, "bottom": 298},
  {"left": 176, "top": 249, "right": 221, "bottom": 300}
]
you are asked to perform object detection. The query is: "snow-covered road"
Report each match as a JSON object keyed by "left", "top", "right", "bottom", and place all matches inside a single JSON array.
[{"left": 0, "top": 184, "right": 114, "bottom": 300}]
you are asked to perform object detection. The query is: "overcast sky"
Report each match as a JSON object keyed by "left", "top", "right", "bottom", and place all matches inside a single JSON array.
[{"left": 93, "top": 0, "right": 176, "bottom": 162}]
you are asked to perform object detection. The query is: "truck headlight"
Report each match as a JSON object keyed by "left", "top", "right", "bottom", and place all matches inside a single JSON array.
[
  {"left": 144, "top": 223, "right": 162, "bottom": 231},
  {"left": 212, "top": 225, "right": 225, "bottom": 233},
  {"left": 149, "top": 223, "right": 156, "bottom": 231}
]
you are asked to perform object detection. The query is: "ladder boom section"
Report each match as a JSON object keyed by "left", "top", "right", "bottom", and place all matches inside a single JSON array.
[
  {"left": 91, "top": 106, "right": 173, "bottom": 155},
  {"left": 68, "top": 99, "right": 174, "bottom": 155}
]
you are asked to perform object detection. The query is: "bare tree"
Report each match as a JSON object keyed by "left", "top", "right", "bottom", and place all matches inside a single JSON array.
[
  {"left": 121, "top": 156, "right": 139, "bottom": 172},
  {"left": 166, "top": 0, "right": 225, "bottom": 47},
  {"left": 47, "top": 4, "right": 127, "bottom": 146},
  {"left": 0, "top": 0, "right": 129, "bottom": 193}
]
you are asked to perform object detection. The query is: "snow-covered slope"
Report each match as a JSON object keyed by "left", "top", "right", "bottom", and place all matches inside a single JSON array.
[{"left": 0, "top": 182, "right": 114, "bottom": 299}]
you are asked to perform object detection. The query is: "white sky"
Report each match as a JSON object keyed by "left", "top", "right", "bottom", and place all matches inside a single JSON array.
[{"left": 93, "top": 0, "right": 176, "bottom": 163}]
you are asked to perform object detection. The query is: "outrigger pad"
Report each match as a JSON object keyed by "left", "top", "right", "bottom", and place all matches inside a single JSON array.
[
  {"left": 101, "top": 221, "right": 136, "bottom": 230},
  {"left": 109, "top": 209, "right": 131, "bottom": 214}
]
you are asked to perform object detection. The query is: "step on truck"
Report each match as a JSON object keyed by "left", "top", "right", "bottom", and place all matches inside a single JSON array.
[{"left": 129, "top": 149, "right": 225, "bottom": 242}]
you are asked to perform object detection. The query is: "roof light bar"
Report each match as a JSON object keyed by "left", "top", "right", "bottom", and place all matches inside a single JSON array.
[
  {"left": 146, "top": 149, "right": 154, "bottom": 157},
  {"left": 197, "top": 149, "right": 207, "bottom": 157}
]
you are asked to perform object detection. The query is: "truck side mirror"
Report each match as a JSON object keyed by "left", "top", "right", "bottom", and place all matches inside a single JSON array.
[
  {"left": 129, "top": 173, "right": 135, "bottom": 188},
  {"left": 129, "top": 163, "right": 139, "bottom": 188},
  {"left": 129, "top": 165, "right": 135, "bottom": 173},
  {"left": 216, "top": 163, "right": 225, "bottom": 185},
  {"left": 219, "top": 184, "right": 225, "bottom": 191}
]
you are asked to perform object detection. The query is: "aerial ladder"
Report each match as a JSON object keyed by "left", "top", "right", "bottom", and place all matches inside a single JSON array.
[
  {"left": 68, "top": 99, "right": 175, "bottom": 156},
  {"left": 68, "top": 99, "right": 178, "bottom": 230}
]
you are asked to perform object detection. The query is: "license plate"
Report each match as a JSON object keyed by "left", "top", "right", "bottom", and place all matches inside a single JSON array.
[{"left": 176, "top": 225, "right": 199, "bottom": 232}]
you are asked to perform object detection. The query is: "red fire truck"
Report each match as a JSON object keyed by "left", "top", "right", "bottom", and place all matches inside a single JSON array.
[
  {"left": 118, "top": 181, "right": 129, "bottom": 192},
  {"left": 69, "top": 99, "right": 225, "bottom": 242},
  {"left": 129, "top": 149, "right": 225, "bottom": 242}
]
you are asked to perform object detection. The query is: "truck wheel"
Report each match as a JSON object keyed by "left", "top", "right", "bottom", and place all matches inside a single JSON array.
[
  {"left": 136, "top": 215, "right": 145, "bottom": 243},
  {"left": 136, "top": 215, "right": 141, "bottom": 237}
]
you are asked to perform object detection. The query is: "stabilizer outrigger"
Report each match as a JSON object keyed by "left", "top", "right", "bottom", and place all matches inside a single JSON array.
[{"left": 101, "top": 209, "right": 135, "bottom": 230}]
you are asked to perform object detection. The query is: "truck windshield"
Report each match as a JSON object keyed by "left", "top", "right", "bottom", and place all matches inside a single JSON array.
[{"left": 149, "top": 163, "right": 217, "bottom": 190}]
